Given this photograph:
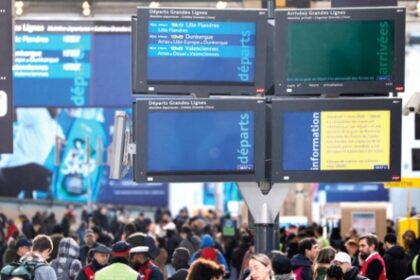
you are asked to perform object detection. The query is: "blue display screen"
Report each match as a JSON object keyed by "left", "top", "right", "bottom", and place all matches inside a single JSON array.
[
  {"left": 13, "top": 21, "right": 133, "bottom": 107},
  {"left": 147, "top": 111, "right": 255, "bottom": 172},
  {"left": 147, "top": 21, "right": 256, "bottom": 83}
]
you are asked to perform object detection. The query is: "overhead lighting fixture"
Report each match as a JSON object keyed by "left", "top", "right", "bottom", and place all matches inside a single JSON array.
[
  {"left": 82, "top": 0, "right": 91, "bottom": 17},
  {"left": 15, "top": 1, "right": 24, "bottom": 16},
  {"left": 216, "top": 1, "right": 228, "bottom": 9},
  {"left": 149, "top": 1, "right": 160, "bottom": 8}
]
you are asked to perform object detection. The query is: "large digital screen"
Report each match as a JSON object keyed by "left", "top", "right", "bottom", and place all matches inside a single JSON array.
[
  {"left": 13, "top": 20, "right": 133, "bottom": 107},
  {"left": 271, "top": 98, "right": 402, "bottom": 182},
  {"left": 0, "top": 0, "right": 13, "bottom": 153},
  {"left": 134, "top": 98, "right": 266, "bottom": 182},
  {"left": 274, "top": 7, "right": 405, "bottom": 96},
  {"left": 134, "top": 8, "right": 267, "bottom": 96}
]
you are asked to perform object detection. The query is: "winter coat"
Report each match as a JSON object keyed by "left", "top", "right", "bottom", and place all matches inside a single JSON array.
[
  {"left": 290, "top": 254, "right": 312, "bottom": 280},
  {"left": 383, "top": 245, "right": 410, "bottom": 280}
]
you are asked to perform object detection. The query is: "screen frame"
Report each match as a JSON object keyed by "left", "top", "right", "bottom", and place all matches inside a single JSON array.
[
  {"left": 134, "top": 7, "right": 268, "bottom": 96},
  {"left": 134, "top": 97, "right": 266, "bottom": 182},
  {"left": 274, "top": 7, "right": 406, "bottom": 96},
  {"left": 271, "top": 98, "right": 402, "bottom": 183}
]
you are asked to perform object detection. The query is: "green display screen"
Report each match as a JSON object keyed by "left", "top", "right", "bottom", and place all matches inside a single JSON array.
[{"left": 287, "top": 20, "right": 394, "bottom": 83}]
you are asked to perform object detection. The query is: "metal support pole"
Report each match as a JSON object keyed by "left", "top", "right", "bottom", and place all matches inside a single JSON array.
[{"left": 238, "top": 182, "right": 291, "bottom": 254}]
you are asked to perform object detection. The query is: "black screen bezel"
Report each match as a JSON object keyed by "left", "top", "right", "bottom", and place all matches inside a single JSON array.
[
  {"left": 134, "top": 7, "right": 268, "bottom": 96},
  {"left": 134, "top": 98, "right": 266, "bottom": 182}
]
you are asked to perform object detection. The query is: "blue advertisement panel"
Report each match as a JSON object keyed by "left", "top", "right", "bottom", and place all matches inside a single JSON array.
[
  {"left": 13, "top": 21, "right": 133, "bottom": 107},
  {"left": 0, "top": 107, "right": 168, "bottom": 207},
  {"left": 0, "top": 0, "right": 13, "bottom": 153},
  {"left": 318, "top": 183, "right": 389, "bottom": 202}
]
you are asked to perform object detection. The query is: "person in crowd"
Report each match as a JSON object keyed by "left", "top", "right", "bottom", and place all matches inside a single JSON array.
[
  {"left": 51, "top": 237, "right": 82, "bottom": 280},
  {"left": 79, "top": 229, "right": 97, "bottom": 265},
  {"left": 18, "top": 215, "right": 35, "bottom": 240},
  {"left": 49, "top": 233, "right": 64, "bottom": 260},
  {"left": 358, "top": 234, "right": 386, "bottom": 280},
  {"left": 332, "top": 252, "right": 367, "bottom": 280},
  {"left": 76, "top": 244, "right": 111, "bottom": 280},
  {"left": 326, "top": 264, "right": 344, "bottom": 280},
  {"left": 344, "top": 239, "right": 359, "bottom": 267},
  {"left": 286, "top": 233, "right": 299, "bottom": 259},
  {"left": 19, "top": 234, "right": 57, "bottom": 280},
  {"left": 313, "top": 247, "right": 336, "bottom": 280},
  {"left": 162, "top": 222, "right": 181, "bottom": 277},
  {"left": 315, "top": 226, "right": 330, "bottom": 249},
  {"left": 231, "top": 234, "right": 253, "bottom": 277},
  {"left": 383, "top": 233, "right": 410, "bottom": 280},
  {"left": 403, "top": 230, "right": 420, "bottom": 259},
  {"left": 5, "top": 219, "right": 19, "bottom": 242},
  {"left": 179, "top": 225, "right": 200, "bottom": 257},
  {"left": 186, "top": 258, "right": 224, "bottom": 280},
  {"left": 3, "top": 238, "right": 32, "bottom": 265},
  {"left": 189, "top": 234, "right": 229, "bottom": 274},
  {"left": 245, "top": 253, "right": 275, "bottom": 280},
  {"left": 291, "top": 237, "right": 320, "bottom": 280},
  {"left": 129, "top": 246, "right": 163, "bottom": 280},
  {"left": 95, "top": 241, "right": 141, "bottom": 280},
  {"left": 168, "top": 247, "right": 190, "bottom": 280},
  {"left": 270, "top": 252, "right": 294, "bottom": 280}
]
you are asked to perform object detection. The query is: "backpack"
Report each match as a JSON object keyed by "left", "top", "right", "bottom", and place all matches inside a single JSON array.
[
  {"left": 1, "top": 260, "right": 46, "bottom": 280},
  {"left": 199, "top": 247, "right": 218, "bottom": 263},
  {"left": 292, "top": 267, "right": 304, "bottom": 280},
  {"left": 413, "top": 254, "right": 419, "bottom": 275}
]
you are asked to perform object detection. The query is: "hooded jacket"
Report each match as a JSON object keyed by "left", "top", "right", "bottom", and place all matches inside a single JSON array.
[
  {"left": 50, "top": 237, "right": 83, "bottom": 280},
  {"left": 189, "top": 234, "right": 229, "bottom": 273},
  {"left": 383, "top": 245, "right": 410, "bottom": 280}
]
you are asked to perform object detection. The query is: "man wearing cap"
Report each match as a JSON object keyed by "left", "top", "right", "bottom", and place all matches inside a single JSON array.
[
  {"left": 79, "top": 229, "right": 97, "bottom": 265},
  {"left": 130, "top": 246, "right": 163, "bottom": 280},
  {"left": 333, "top": 252, "right": 367, "bottom": 280},
  {"left": 76, "top": 244, "right": 111, "bottom": 280},
  {"left": 358, "top": 234, "right": 386, "bottom": 280},
  {"left": 94, "top": 241, "right": 141, "bottom": 280}
]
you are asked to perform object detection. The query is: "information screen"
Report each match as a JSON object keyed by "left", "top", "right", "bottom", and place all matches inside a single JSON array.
[
  {"left": 135, "top": 8, "right": 267, "bottom": 95},
  {"left": 275, "top": 7, "right": 405, "bottom": 96},
  {"left": 147, "top": 111, "right": 255, "bottom": 172},
  {"left": 0, "top": 0, "right": 13, "bottom": 153},
  {"left": 134, "top": 98, "right": 266, "bottom": 182},
  {"left": 13, "top": 20, "right": 132, "bottom": 107},
  {"left": 271, "top": 98, "right": 402, "bottom": 183},
  {"left": 287, "top": 20, "right": 394, "bottom": 83},
  {"left": 147, "top": 21, "right": 256, "bottom": 83}
]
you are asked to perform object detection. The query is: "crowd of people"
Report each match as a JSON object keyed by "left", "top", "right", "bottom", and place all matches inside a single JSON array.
[{"left": 0, "top": 205, "right": 419, "bottom": 280}]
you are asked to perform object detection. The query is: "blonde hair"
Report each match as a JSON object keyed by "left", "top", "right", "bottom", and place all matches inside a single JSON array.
[
  {"left": 250, "top": 254, "right": 274, "bottom": 279},
  {"left": 313, "top": 247, "right": 336, "bottom": 279}
]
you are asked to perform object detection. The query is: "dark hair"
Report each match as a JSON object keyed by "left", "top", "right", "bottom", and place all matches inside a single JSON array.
[
  {"left": 172, "top": 247, "right": 190, "bottom": 270},
  {"left": 384, "top": 233, "right": 397, "bottom": 245},
  {"left": 326, "top": 264, "right": 344, "bottom": 279},
  {"left": 298, "top": 238, "right": 317, "bottom": 255},
  {"left": 123, "top": 223, "right": 137, "bottom": 237},
  {"left": 359, "top": 234, "right": 378, "bottom": 250},
  {"left": 32, "top": 234, "right": 53, "bottom": 253},
  {"left": 187, "top": 259, "right": 224, "bottom": 280}
]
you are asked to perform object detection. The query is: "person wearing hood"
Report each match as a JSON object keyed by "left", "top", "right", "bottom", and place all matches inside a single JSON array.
[
  {"left": 189, "top": 234, "right": 229, "bottom": 274},
  {"left": 290, "top": 238, "right": 319, "bottom": 280},
  {"left": 51, "top": 237, "right": 82, "bottom": 280},
  {"left": 383, "top": 233, "right": 410, "bottom": 280},
  {"left": 332, "top": 252, "right": 368, "bottom": 280},
  {"left": 76, "top": 244, "right": 111, "bottom": 280}
]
